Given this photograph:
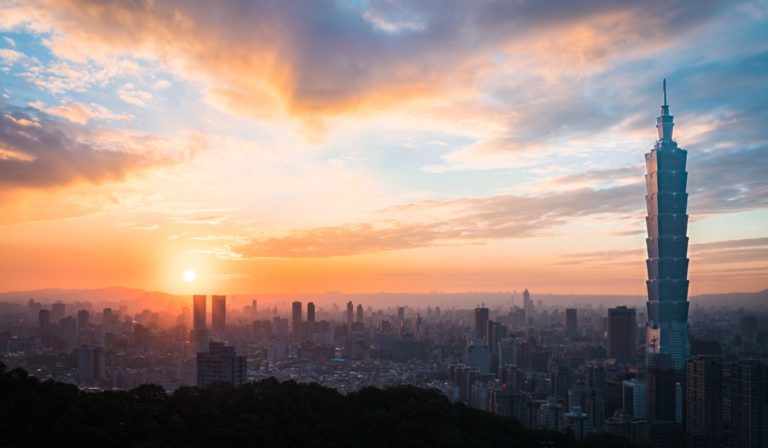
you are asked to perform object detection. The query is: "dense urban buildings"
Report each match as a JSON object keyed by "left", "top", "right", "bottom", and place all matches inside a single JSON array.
[{"left": 2, "top": 289, "right": 767, "bottom": 447}]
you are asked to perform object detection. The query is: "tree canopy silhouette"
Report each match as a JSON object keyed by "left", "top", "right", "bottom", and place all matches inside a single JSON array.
[{"left": 0, "top": 362, "right": 634, "bottom": 447}]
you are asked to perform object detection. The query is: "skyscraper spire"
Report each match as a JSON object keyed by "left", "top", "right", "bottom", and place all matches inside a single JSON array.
[{"left": 657, "top": 79, "right": 674, "bottom": 140}]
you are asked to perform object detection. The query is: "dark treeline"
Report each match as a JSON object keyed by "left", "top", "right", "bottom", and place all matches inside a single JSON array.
[{"left": 0, "top": 363, "right": 633, "bottom": 448}]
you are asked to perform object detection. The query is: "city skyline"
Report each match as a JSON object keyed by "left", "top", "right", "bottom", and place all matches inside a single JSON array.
[
  {"left": 1, "top": 3, "right": 766, "bottom": 447},
  {"left": 0, "top": 1, "right": 766, "bottom": 296}
]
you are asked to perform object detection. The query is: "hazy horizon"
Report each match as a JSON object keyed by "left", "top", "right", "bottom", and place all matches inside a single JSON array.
[{"left": 3, "top": 285, "right": 766, "bottom": 312}]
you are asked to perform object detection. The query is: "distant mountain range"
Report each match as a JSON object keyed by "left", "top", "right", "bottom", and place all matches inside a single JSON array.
[{"left": 1, "top": 287, "right": 766, "bottom": 310}]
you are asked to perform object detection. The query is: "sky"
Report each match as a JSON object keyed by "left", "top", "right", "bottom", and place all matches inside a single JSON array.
[{"left": 0, "top": 0, "right": 766, "bottom": 296}]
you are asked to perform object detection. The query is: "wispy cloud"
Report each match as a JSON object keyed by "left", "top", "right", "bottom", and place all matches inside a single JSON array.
[
  {"left": 0, "top": 107, "right": 191, "bottom": 189},
  {"left": 117, "top": 83, "right": 153, "bottom": 107},
  {"left": 233, "top": 185, "right": 640, "bottom": 258},
  {"left": 29, "top": 100, "right": 131, "bottom": 125}
]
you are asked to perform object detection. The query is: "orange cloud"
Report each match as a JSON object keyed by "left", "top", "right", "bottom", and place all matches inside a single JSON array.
[
  {"left": 0, "top": 109, "right": 199, "bottom": 190},
  {"left": 3, "top": 0, "right": 723, "bottom": 124}
]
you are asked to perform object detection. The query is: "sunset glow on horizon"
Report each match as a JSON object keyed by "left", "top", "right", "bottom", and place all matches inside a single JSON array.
[{"left": 0, "top": 1, "right": 766, "bottom": 296}]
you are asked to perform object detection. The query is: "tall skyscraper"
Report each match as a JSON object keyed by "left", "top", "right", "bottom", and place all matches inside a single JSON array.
[
  {"left": 60, "top": 316, "right": 76, "bottom": 338},
  {"left": 607, "top": 306, "right": 636, "bottom": 361},
  {"left": 292, "top": 301, "right": 302, "bottom": 341},
  {"left": 37, "top": 309, "right": 50, "bottom": 332},
  {"left": 346, "top": 301, "right": 353, "bottom": 332},
  {"left": 356, "top": 304, "right": 363, "bottom": 323},
  {"left": 644, "top": 80, "right": 690, "bottom": 373},
  {"left": 565, "top": 308, "right": 578, "bottom": 338},
  {"left": 191, "top": 295, "right": 208, "bottom": 351},
  {"left": 523, "top": 289, "right": 534, "bottom": 318},
  {"left": 686, "top": 356, "right": 723, "bottom": 448},
  {"left": 102, "top": 307, "right": 114, "bottom": 325},
  {"left": 487, "top": 320, "right": 505, "bottom": 374},
  {"left": 307, "top": 302, "right": 315, "bottom": 323},
  {"left": 193, "top": 295, "right": 206, "bottom": 330},
  {"left": 473, "top": 306, "right": 489, "bottom": 342},
  {"left": 196, "top": 342, "right": 246, "bottom": 387},
  {"left": 77, "top": 309, "right": 90, "bottom": 332},
  {"left": 307, "top": 302, "right": 315, "bottom": 337},
  {"left": 51, "top": 301, "right": 65, "bottom": 322},
  {"left": 211, "top": 295, "right": 226, "bottom": 337}
]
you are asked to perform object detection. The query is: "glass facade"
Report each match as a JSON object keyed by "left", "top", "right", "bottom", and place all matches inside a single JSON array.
[{"left": 645, "top": 84, "right": 690, "bottom": 372}]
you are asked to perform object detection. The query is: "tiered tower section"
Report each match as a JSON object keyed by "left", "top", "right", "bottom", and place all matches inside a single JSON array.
[{"left": 645, "top": 80, "right": 690, "bottom": 372}]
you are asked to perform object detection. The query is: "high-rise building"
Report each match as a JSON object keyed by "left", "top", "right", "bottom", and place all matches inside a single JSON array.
[
  {"left": 102, "top": 307, "right": 113, "bottom": 325},
  {"left": 565, "top": 308, "right": 578, "bottom": 338},
  {"left": 77, "top": 345, "right": 105, "bottom": 386},
  {"left": 397, "top": 306, "right": 405, "bottom": 322},
  {"left": 644, "top": 80, "right": 690, "bottom": 373},
  {"left": 191, "top": 295, "right": 208, "bottom": 351},
  {"left": 356, "top": 304, "right": 363, "bottom": 323},
  {"left": 38, "top": 309, "right": 50, "bottom": 331},
  {"left": 646, "top": 352, "right": 679, "bottom": 448},
  {"left": 686, "top": 356, "right": 723, "bottom": 448},
  {"left": 587, "top": 364, "right": 606, "bottom": 430},
  {"left": 473, "top": 306, "right": 489, "bottom": 342},
  {"left": 77, "top": 309, "right": 90, "bottom": 332},
  {"left": 196, "top": 342, "right": 247, "bottom": 387},
  {"left": 647, "top": 353, "right": 676, "bottom": 422},
  {"left": 608, "top": 306, "right": 636, "bottom": 361},
  {"left": 251, "top": 299, "right": 258, "bottom": 320},
  {"left": 487, "top": 321, "right": 505, "bottom": 374},
  {"left": 346, "top": 301, "right": 354, "bottom": 332},
  {"left": 193, "top": 295, "right": 206, "bottom": 330},
  {"left": 51, "top": 301, "right": 66, "bottom": 322},
  {"left": 306, "top": 302, "right": 315, "bottom": 337},
  {"left": 538, "top": 396, "right": 564, "bottom": 431},
  {"left": 60, "top": 316, "right": 76, "bottom": 338},
  {"left": 27, "top": 299, "right": 41, "bottom": 320},
  {"left": 466, "top": 344, "right": 492, "bottom": 374},
  {"left": 728, "top": 359, "right": 768, "bottom": 448},
  {"left": 623, "top": 378, "right": 647, "bottom": 419},
  {"left": 211, "top": 295, "right": 226, "bottom": 337},
  {"left": 307, "top": 302, "right": 315, "bottom": 323},
  {"left": 523, "top": 289, "right": 534, "bottom": 318},
  {"left": 292, "top": 301, "right": 302, "bottom": 341},
  {"left": 498, "top": 337, "right": 516, "bottom": 370},
  {"left": 564, "top": 406, "right": 592, "bottom": 440}
]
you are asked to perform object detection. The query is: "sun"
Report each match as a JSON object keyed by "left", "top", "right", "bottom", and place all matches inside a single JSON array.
[{"left": 182, "top": 270, "right": 197, "bottom": 283}]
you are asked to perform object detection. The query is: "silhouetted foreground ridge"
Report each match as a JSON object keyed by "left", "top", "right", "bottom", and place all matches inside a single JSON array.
[{"left": 0, "top": 363, "right": 633, "bottom": 447}]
